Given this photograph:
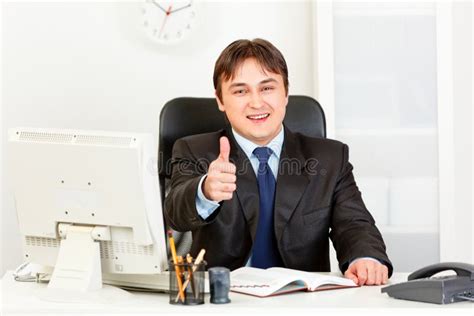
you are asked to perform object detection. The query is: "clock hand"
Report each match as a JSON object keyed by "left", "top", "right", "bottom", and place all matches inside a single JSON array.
[
  {"left": 169, "top": 2, "right": 192, "bottom": 14},
  {"left": 158, "top": 5, "right": 173, "bottom": 37},
  {"left": 151, "top": 0, "right": 168, "bottom": 14}
]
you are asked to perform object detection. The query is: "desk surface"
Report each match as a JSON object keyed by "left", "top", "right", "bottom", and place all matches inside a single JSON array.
[{"left": 2, "top": 271, "right": 472, "bottom": 315}]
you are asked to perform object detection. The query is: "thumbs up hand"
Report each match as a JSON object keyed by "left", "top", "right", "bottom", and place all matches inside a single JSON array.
[{"left": 202, "top": 136, "right": 237, "bottom": 202}]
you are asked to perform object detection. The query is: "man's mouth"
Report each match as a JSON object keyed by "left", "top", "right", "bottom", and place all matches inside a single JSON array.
[{"left": 247, "top": 113, "right": 270, "bottom": 121}]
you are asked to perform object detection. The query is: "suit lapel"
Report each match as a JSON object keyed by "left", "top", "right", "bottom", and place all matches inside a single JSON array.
[
  {"left": 274, "top": 127, "right": 310, "bottom": 243},
  {"left": 225, "top": 127, "right": 260, "bottom": 241}
]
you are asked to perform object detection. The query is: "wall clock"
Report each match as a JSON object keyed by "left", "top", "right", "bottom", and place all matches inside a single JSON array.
[{"left": 142, "top": 0, "right": 197, "bottom": 44}]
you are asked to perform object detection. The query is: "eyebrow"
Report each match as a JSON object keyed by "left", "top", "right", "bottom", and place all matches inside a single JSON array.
[
  {"left": 228, "top": 78, "right": 278, "bottom": 90},
  {"left": 228, "top": 82, "right": 247, "bottom": 89},
  {"left": 260, "top": 78, "right": 278, "bottom": 85}
]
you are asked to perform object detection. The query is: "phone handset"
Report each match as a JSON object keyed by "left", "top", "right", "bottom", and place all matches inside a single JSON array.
[{"left": 408, "top": 262, "right": 474, "bottom": 281}]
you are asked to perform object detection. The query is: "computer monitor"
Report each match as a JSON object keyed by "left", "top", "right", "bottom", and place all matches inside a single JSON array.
[{"left": 8, "top": 127, "right": 169, "bottom": 294}]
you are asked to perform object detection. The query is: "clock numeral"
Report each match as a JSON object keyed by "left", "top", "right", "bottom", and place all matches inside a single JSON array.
[
  {"left": 177, "top": 31, "right": 182, "bottom": 38},
  {"left": 144, "top": 20, "right": 149, "bottom": 27},
  {"left": 186, "top": 24, "right": 191, "bottom": 30}
]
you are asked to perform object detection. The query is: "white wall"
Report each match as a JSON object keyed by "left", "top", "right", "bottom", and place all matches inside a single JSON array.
[{"left": 1, "top": 1, "right": 314, "bottom": 275}]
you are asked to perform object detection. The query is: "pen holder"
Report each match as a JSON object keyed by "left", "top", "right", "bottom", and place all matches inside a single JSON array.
[{"left": 169, "top": 259, "right": 206, "bottom": 305}]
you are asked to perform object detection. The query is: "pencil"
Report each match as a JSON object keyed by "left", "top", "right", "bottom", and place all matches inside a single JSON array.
[
  {"left": 168, "top": 230, "right": 185, "bottom": 302},
  {"left": 175, "top": 249, "right": 206, "bottom": 302}
]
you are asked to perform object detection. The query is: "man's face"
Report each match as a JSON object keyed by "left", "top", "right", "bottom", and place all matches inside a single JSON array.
[{"left": 216, "top": 58, "right": 288, "bottom": 146}]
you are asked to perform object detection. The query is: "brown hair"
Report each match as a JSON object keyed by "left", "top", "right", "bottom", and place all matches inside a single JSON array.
[{"left": 213, "top": 38, "right": 289, "bottom": 102}]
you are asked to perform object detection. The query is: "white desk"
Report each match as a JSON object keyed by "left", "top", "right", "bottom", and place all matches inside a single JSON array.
[{"left": 1, "top": 271, "right": 472, "bottom": 315}]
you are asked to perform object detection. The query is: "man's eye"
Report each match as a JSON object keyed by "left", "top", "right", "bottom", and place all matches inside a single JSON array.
[
  {"left": 262, "top": 86, "right": 274, "bottom": 91},
  {"left": 233, "top": 89, "right": 246, "bottom": 95}
]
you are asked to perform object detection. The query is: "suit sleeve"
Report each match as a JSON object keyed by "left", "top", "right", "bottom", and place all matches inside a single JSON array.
[
  {"left": 329, "top": 144, "right": 394, "bottom": 277},
  {"left": 164, "top": 138, "right": 220, "bottom": 232}
]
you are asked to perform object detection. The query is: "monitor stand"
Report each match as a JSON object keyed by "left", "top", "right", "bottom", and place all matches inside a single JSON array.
[
  {"left": 48, "top": 225, "right": 102, "bottom": 291},
  {"left": 38, "top": 225, "right": 134, "bottom": 304}
]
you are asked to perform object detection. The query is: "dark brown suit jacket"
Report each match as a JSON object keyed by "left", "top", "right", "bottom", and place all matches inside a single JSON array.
[{"left": 164, "top": 126, "right": 393, "bottom": 276}]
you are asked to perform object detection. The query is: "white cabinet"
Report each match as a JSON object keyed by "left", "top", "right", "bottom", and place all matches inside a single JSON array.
[{"left": 313, "top": 2, "right": 455, "bottom": 272}]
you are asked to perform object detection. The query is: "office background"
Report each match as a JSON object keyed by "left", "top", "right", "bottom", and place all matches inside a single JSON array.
[{"left": 1, "top": 1, "right": 472, "bottom": 277}]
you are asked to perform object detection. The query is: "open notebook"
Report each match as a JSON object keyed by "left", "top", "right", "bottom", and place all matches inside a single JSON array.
[{"left": 230, "top": 267, "right": 358, "bottom": 297}]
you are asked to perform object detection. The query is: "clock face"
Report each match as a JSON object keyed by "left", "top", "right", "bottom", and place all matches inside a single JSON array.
[{"left": 142, "top": 0, "right": 196, "bottom": 44}]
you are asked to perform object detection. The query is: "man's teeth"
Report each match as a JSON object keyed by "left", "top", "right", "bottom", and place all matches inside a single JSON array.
[{"left": 248, "top": 114, "right": 269, "bottom": 119}]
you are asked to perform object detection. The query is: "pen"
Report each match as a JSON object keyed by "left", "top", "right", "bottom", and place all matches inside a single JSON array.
[
  {"left": 175, "top": 248, "right": 206, "bottom": 302},
  {"left": 168, "top": 230, "right": 185, "bottom": 302},
  {"left": 186, "top": 254, "right": 197, "bottom": 298}
]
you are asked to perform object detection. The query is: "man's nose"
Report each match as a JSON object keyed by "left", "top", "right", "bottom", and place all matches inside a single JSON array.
[{"left": 249, "top": 93, "right": 264, "bottom": 108}]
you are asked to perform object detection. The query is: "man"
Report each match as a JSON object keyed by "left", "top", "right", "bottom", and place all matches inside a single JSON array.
[{"left": 165, "top": 38, "right": 393, "bottom": 286}]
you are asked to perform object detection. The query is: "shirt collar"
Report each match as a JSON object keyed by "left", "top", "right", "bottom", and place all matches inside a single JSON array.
[{"left": 231, "top": 125, "right": 284, "bottom": 160}]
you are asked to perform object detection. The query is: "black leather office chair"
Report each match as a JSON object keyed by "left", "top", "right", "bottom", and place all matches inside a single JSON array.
[{"left": 158, "top": 95, "right": 326, "bottom": 254}]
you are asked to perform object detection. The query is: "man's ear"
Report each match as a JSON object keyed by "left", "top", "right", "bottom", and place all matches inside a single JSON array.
[{"left": 215, "top": 91, "right": 225, "bottom": 112}]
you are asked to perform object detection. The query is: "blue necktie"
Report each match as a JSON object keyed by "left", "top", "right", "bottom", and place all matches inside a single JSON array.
[{"left": 251, "top": 147, "right": 283, "bottom": 268}]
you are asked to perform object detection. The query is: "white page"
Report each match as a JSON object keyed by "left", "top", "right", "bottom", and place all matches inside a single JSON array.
[
  {"left": 230, "top": 267, "right": 308, "bottom": 297},
  {"left": 268, "top": 267, "right": 356, "bottom": 290}
]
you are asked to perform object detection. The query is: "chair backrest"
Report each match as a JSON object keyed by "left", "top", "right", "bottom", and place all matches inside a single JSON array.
[{"left": 158, "top": 95, "right": 326, "bottom": 204}]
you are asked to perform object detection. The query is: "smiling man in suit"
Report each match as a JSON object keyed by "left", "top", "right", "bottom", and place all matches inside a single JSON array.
[{"left": 164, "top": 38, "right": 393, "bottom": 285}]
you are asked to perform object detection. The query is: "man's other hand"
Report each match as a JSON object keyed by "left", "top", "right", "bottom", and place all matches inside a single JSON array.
[
  {"left": 344, "top": 259, "right": 388, "bottom": 286},
  {"left": 202, "top": 136, "right": 237, "bottom": 202}
]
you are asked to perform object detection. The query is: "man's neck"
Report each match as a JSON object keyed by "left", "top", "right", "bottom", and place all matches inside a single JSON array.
[
  {"left": 231, "top": 125, "right": 285, "bottom": 160},
  {"left": 231, "top": 125, "right": 284, "bottom": 147}
]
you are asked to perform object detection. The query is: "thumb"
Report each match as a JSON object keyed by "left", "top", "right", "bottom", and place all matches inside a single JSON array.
[
  {"left": 344, "top": 269, "right": 359, "bottom": 286},
  {"left": 218, "top": 136, "right": 231, "bottom": 162}
]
